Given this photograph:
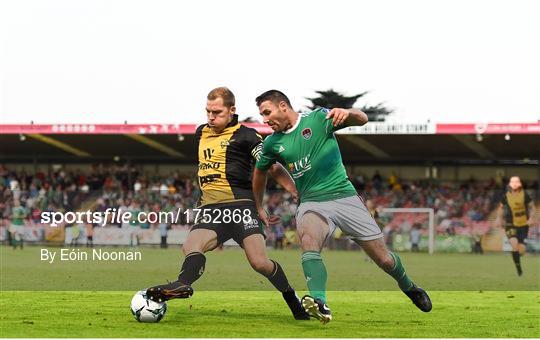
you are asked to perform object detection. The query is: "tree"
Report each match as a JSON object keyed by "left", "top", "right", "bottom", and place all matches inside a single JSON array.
[
  {"left": 240, "top": 116, "right": 258, "bottom": 123},
  {"left": 306, "top": 89, "right": 393, "bottom": 122}
]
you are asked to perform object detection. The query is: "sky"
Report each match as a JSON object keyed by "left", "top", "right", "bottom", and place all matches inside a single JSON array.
[{"left": 1, "top": 0, "right": 539, "bottom": 124}]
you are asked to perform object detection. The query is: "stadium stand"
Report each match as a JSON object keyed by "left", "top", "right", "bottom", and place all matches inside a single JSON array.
[
  {"left": 2, "top": 163, "right": 538, "bottom": 252},
  {"left": 1, "top": 121, "right": 538, "bottom": 250}
]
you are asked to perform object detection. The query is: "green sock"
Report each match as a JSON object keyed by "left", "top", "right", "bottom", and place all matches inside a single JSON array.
[
  {"left": 301, "top": 251, "right": 327, "bottom": 303},
  {"left": 388, "top": 252, "right": 414, "bottom": 291}
]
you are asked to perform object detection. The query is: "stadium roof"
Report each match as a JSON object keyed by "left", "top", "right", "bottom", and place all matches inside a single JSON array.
[{"left": 1, "top": 122, "right": 539, "bottom": 164}]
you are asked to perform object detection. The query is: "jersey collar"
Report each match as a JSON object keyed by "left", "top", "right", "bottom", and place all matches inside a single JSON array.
[
  {"left": 284, "top": 113, "right": 301, "bottom": 134},
  {"left": 227, "top": 114, "right": 239, "bottom": 127}
]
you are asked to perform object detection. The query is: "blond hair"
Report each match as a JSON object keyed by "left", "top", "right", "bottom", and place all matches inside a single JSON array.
[{"left": 207, "top": 87, "right": 235, "bottom": 108}]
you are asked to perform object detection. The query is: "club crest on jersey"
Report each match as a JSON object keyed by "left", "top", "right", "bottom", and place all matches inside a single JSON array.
[
  {"left": 301, "top": 128, "right": 312, "bottom": 140},
  {"left": 220, "top": 139, "right": 235, "bottom": 149}
]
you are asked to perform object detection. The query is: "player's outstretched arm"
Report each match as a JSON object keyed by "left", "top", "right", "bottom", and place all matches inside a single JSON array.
[
  {"left": 326, "top": 108, "right": 368, "bottom": 128},
  {"left": 268, "top": 163, "right": 298, "bottom": 202}
]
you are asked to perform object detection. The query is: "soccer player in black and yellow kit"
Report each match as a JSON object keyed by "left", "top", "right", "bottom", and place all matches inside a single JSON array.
[
  {"left": 146, "top": 87, "right": 309, "bottom": 320},
  {"left": 497, "top": 176, "right": 536, "bottom": 276}
]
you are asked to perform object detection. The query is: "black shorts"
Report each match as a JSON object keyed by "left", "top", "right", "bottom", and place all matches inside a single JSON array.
[
  {"left": 505, "top": 226, "right": 529, "bottom": 244},
  {"left": 190, "top": 202, "right": 265, "bottom": 246}
]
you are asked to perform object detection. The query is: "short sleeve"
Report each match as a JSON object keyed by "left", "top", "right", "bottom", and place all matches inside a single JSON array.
[
  {"left": 255, "top": 137, "right": 277, "bottom": 171},
  {"left": 195, "top": 124, "right": 205, "bottom": 140}
]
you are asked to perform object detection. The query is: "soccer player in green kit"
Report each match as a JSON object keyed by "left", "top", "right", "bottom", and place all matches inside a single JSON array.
[
  {"left": 9, "top": 200, "right": 26, "bottom": 249},
  {"left": 252, "top": 90, "right": 432, "bottom": 324}
]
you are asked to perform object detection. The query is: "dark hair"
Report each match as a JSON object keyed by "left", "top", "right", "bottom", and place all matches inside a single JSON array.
[
  {"left": 255, "top": 89, "right": 292, "bottom": 108},
  {"left": 207, "top": 87, "right": 235, "bottom": 108}
]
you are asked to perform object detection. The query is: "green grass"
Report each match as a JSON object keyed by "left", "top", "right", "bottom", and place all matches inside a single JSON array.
[
  {"left": 1, "top": 246, "right": 539, "bottom": 291},
  {"left": 1, "top": 246, "right": 540, "bottom": 337},
  {"left": 1, "top": 291, "right": 538, "bottom": 338}
]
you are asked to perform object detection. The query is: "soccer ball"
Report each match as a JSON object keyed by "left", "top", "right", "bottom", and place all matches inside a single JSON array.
[{"left": 130, "top": 290, "right": 167, "bottom": 323}]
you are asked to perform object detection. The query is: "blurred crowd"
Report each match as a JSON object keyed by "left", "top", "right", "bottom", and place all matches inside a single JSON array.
[
  {"left": 0, "top": 164, "right": 198, "bottom": 224},
  {"left": 0, "top": 164, "right": 91, "bottom": 224},
  {"left": 1, "top": 164, "right": 538, "bottom": 250}
]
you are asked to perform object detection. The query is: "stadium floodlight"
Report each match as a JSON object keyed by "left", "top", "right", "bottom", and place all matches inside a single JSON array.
[{"left": 382, "top": 208, "right": 435, "bottom": 255}]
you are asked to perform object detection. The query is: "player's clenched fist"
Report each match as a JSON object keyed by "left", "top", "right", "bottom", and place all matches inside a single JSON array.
[{"left": 326, "top": 108, "right": 350, "bottom": 127}]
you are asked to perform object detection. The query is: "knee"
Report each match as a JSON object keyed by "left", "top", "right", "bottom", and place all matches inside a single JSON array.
[
  {"left": 375, "top": 254, "right": 395, "bottom": 271},
  {"left": 181, "top": 244, "right": 190, "bottom": 255},
  {"left": 182, "top": 244, "right": 202, "bottom": 256},
  {"left": 249, "top": 258, "right": 272, "bottom": 275},
  {"left": 509, "top": 239, "right": 518, "bottom": 249},
  {"left": 300, "top": 234, "right": 320, "bottom": 251}
]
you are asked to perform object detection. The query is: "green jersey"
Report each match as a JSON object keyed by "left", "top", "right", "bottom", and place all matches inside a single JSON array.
[
  {"left": 11, "top": 206, "right": 27, "bottom": 226},
  {"left": 129, "top": 208, "right": 141, "bottom": 227},
  {"left": 256, "top": 107, "right": 357, "bottom": 203}
]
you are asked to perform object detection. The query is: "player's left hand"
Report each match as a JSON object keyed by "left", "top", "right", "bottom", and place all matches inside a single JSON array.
[
  {"left": 267, "top": 215, "right": 281, "bottom": 225},
  {"left": 326, "top": 108, "right": 349, "bottom": 127},
  {"left": 290, "top": 189, "right": 299, "bottom": 203}
]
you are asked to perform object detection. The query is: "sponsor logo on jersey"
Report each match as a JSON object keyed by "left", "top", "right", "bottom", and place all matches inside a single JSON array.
[
  {"left": 301, "top": 128, "right": 312, "bottom": 140},
  {"left": 198, "top": 162, "right": 220, "bottom": 170},
  {"left": 199, "top": 174, "right": 221, "bottom": 186},
  {"left": 278, "top": 145, "right": 285, "bottom": 153},
  {"left": 203, "top": 148, "right": 215, "bottom": 160},
  {"left": 288, "top": 154, "right": 312, "bottom": 178}
]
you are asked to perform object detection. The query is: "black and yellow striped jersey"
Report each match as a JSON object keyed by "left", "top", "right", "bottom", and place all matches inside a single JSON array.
[
  {"left": 501, "top": 189, "right": 532, "bottom": 227},
  {"left": 195, "top": 114, "right": 263, "bottom": 207}
]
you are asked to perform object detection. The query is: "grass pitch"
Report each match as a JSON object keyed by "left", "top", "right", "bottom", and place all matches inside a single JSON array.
[
  {"left": 1, "top": 246, "right": 539, "bottom": 337},
  {"left": 1, "top": 291, "right": 539, "bottom": 338}
]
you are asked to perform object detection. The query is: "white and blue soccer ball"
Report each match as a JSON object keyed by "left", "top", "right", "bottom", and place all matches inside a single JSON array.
[{"left": 130, "top": 290, "right": 167, "bottom": 323}]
